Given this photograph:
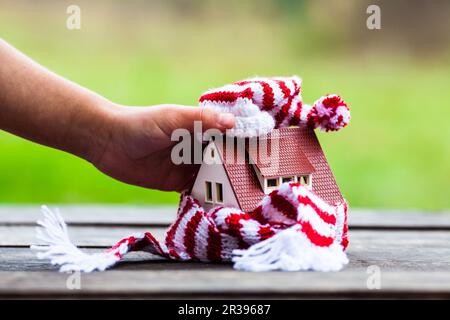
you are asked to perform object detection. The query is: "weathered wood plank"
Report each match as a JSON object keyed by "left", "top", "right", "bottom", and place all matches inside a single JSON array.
[
  {"left": 2, "top": 230, "right": 450, "bottom": 272},
  {"left": 349, "top": 209, "right": 450, "bottom": 229},
  {"left": 0, "top": 205, "right": 176, "bottom": 226},
  {"left": 0, "top": 226, "right": 166, "bottom": 247},
  {"left": 0, "top": 248, "right": 229, "bottom": 272},
  {"left": 1, "top": 206, "right": 450, "bottom": 229},
  {"left": 1, "top": 269, "right": 450, "bottom": 299}
]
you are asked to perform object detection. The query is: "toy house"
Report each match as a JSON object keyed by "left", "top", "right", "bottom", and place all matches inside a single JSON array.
[{"left": 191, "top": 126, "right": 344, "bottom": 212}]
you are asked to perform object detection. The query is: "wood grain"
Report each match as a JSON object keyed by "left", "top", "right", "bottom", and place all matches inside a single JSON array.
[
  {"left": 2, "top": 230, "right": 450, "bottom": 272},
  {"left": 1, "top": 270, "right": 450, "bottom": 299},
  {"left": 1, "top": 206, "right": 450, "bottom": 229},
  {"left": 1, "top": 206, "right": 450, "bottom": 298}
]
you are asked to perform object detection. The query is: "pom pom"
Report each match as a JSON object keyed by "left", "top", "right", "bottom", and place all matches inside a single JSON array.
[{"left": 309, "top": 94, "right": 350, "bottom": 132}]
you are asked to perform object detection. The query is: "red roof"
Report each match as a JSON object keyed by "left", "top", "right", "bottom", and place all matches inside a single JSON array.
[
  {"left": 247, "top": 132, "right": 315, "bottom": 178},
  {"left": 213, "top": 126, "right": 344, "bottom": 212}
]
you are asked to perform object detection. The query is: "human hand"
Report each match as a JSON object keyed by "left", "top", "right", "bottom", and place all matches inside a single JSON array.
[{"left": 92, "top": 104, "right": 235, "bottom": 192}]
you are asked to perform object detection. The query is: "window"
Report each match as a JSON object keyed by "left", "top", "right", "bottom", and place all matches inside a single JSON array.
[
  {"left": 211, "top": 148, "right": 215, "bottom": 159},
  {"left": 282, "top": 176, "right": 294, "bottom": 183},
  {"left": 298, "top": 175, "right": 312, "bottom": 187},
  {"left": 267, "top": 178, "right": 279, "bottom": 188},
  {"left": 205, "top": 181, "right": 212, "bottom": 202},
  {"left": 216, "top": 183, "right": 223, "bottom": 203}
]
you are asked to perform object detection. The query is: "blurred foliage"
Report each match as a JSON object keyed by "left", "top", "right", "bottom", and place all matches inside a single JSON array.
[{"left": 0, "top": 0, "right": 449, "bottom": 209}]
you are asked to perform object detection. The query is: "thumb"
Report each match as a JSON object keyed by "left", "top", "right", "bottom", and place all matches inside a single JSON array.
[{"left": 171, "top": 105, "right": 235, "bottom": 133}]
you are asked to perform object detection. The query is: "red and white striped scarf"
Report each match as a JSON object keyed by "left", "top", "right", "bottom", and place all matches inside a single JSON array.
[{"left": 32, "top": 76, "right": 350, "bottom": 272}]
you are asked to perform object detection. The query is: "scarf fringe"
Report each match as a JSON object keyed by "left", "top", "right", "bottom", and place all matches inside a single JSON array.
[
  {"left": 232, "top": 226, "right": 348, "bottom": 272},
  {"left": 31, "top": 206, "right": 119, "bottom": 272},
  {"left": 31, "top": 184, "right": 349, "bottom": 273}
]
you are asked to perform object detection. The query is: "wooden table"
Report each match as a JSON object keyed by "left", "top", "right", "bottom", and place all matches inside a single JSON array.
[{"left": 1, "top": 206, "right": 450, "bottom": 299}]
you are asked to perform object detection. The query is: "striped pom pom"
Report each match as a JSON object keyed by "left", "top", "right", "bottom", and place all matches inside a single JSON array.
[{"left": 308, "top": 94, "right": 350, "bottom": 132}]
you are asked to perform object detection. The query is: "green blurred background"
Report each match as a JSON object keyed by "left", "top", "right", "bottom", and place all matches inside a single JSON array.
[{"left": 0, "top": 0, "right": 449, "bottom": 209}]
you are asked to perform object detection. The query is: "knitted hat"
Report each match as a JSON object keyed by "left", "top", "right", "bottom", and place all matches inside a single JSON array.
[
  {"left": 31, "top": 76, "right": 350, "bottom": 272},
  {"left": 199, "top": 76, "right": 350, "bottom": 137}
]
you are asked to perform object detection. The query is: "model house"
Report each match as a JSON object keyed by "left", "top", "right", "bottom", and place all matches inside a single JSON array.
[{"left": 191, "top": 126, "right": 344, "bottom": 212}]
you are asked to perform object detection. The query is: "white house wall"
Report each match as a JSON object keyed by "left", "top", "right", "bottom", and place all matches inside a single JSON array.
[{"left": 191, "top": 142, "right": 240, "bottom": 211}]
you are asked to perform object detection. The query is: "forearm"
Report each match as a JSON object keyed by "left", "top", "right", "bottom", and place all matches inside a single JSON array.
[{"left": 0, "top": 39, "right": 113, "bottom": 162}]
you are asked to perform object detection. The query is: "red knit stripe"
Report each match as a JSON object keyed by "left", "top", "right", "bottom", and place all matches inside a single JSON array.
[
  {"left": 251, "top": 206, "right": 268, "bottom": 224},
  {"left": 199, "top": 88, "right": 253, "bottom": 103},
  {"left": 298, "top": 195, "right": 336, "bottom": 225},
  {"left": 224, "top": 213, "right": 250, "bottom": 235},
  {"left": 207, "top": 224, "right": 222, "bottom": 261},
  {"left": 109, "top": 236, "right": 137, "bottom": 258},
  {"left": 110, "top": 236, "right": 134, "bottom": 252},
  {"left": 275, "top": 80, "right": 291, "bottom": 99},
  {"left": 256, "top": 81, "right": 275, "bottom": 111},
  {"left": 341, "top": 203, "right": 349, "bottom": 249},
  {"left": 274, "top": 98, "right": 293, "bottom": 128},
  {"left": 169, "top": 249, "right": 181, "bottom": 259},
  {"left": 270, "top": 190, "right": 298, "bottom": 221},
  {"left": 209, "top": 206, "right": 223, "bottom": 219},
  {"left": 258, "top": 225, "right": 275, "bottom": 240},
  {"left": 292, "top": 78, "right": 301, "bottom": 95},
  {"left": 183, "top": 210, "right": 204, "bottom": 259},
  {"left": 144, "top": 232, "right": 167, "bottom": 257},
  {"left": 289, "top": 100, "right": 302, "bottom": 126},
  {"left": 299, "top": 220, "right": 334, "bottom": 247}
]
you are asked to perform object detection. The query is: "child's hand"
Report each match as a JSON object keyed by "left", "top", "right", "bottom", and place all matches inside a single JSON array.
[
  {"left": 92, "top": 104, "right": 235, "bottom": 192},
  {"left": 0, "top": 39, "right": 235, "bottom": 192}
]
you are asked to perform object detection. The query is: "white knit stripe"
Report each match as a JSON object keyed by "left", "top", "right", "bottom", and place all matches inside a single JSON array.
[
  {"left": 193, "top": 216, "right": 211, "bottom": 261},
  {"left": 244, "top": 82, "right": 264, "bottom": 106},
  {"left": 171, "top": 205, "right": 202, "bottom": 260},
  {"left": 297, "top": 204, "right": 336, "bottom": 238},
  {"left": 200, "top": 98, "right": 253, "bottom": 111},
  {"left": 284, "top": 79, "right": 296, "bottom": 97},
  {"left": 300, "top": 103, "right": 312, "bottom": 123},
  {"left": 272, "top": 183, "right": 336, "bottom": 236},
  {"left": 334, "top": 202, "right": 347, "bottom": 246},
  {"left": 266, "top": 79, "right": 286, "bottom": 106},
  {"left": 220, "top": 233, "right": 240, "bottom": 260},
  {"left": 296, "top": 186, "right": 337, "bottom": 218},
  {"left": 239, "top": 219, "right": 265, "bottom": 245}
]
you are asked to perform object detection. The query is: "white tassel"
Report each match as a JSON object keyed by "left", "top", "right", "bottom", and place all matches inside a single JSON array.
[
  {"left": 30, "top": 206, "right": 119, "bottom": 272},
  {"left": 232, "top": 226, "right": 348, "bottom": 272}
]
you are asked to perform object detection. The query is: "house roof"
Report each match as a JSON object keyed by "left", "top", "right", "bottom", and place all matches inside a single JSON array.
[
  {"left": 212, "top": 126, "right": 344, "bottom": 212},
  {"left": 247, "top": 134, "right": 315, "bottom": 178}
]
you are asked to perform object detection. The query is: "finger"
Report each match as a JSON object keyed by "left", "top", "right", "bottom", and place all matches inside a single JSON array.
[{"left": 171, "top": 105, "right": 235, "bottom": 132}]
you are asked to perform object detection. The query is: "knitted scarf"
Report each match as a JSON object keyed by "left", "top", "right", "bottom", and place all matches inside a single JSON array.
[{"left": 32, "top": 76, "right": 351, "bottom": 272}]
